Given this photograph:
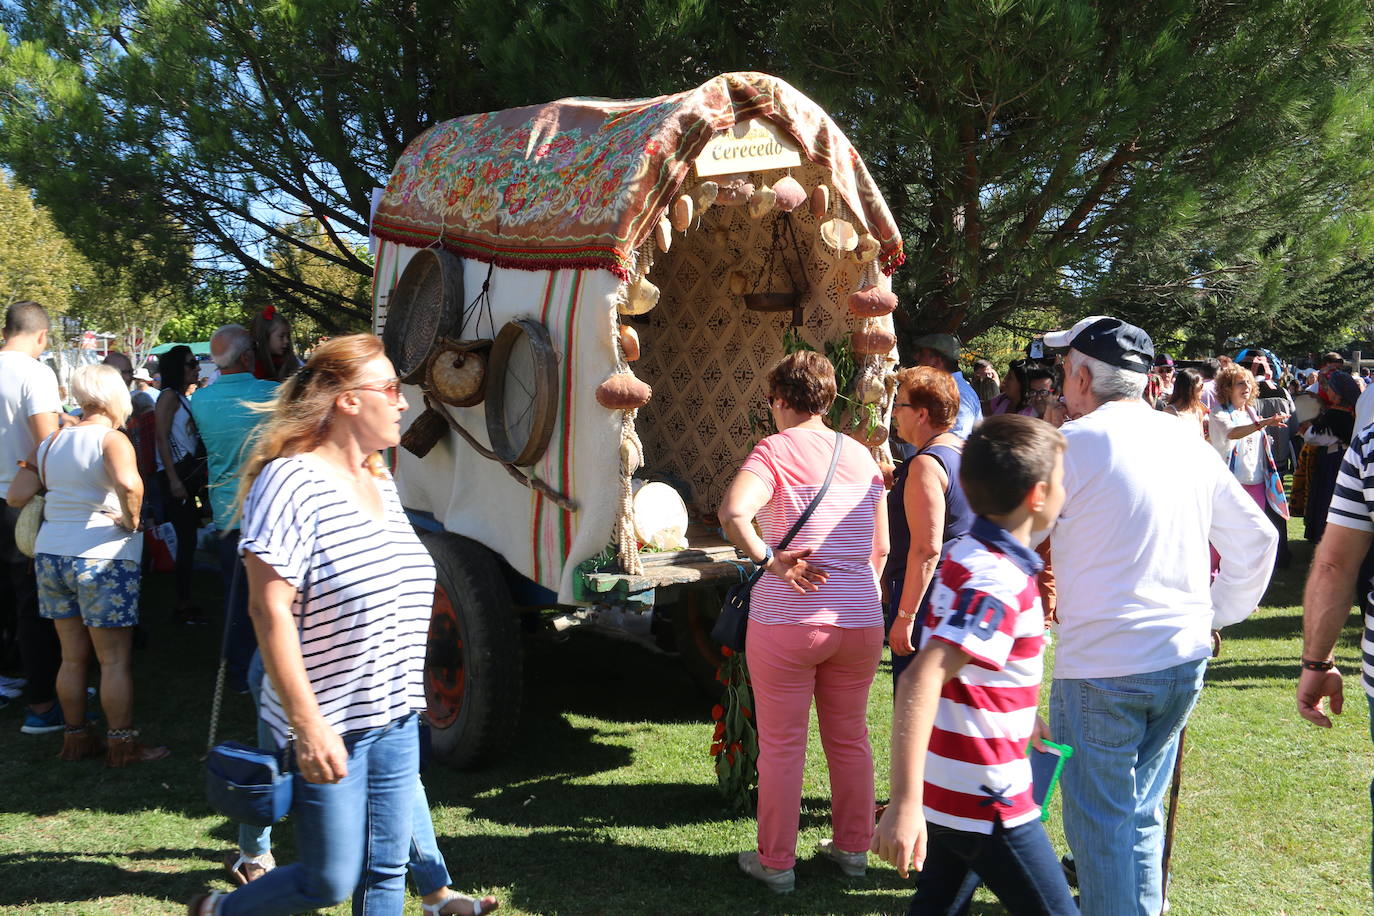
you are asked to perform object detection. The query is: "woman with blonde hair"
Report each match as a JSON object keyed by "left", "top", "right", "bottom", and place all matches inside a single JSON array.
[
  {"left": 1210, "top": 364, "right": 1289, "bottom": 511},
  {"left": 7, "top": 364, "right": 168, "bottom": 765},
  {"left": 190, "top": 334, "right": 436, "bottom": 915},
  {"left": 718, "top": 350, "right": 888, "bottom": 894}
]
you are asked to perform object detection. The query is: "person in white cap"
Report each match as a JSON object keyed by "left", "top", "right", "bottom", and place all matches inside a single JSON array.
[
  {"left": 1039, "top": 315, "right": 1276, "bottom": 915},
  {"left": 130, "top": 367, "right": 157, "bottom": 417}
]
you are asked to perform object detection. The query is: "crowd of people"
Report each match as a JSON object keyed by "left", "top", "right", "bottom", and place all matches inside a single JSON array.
[{"left": 3, "top": 296, "right": 1374, "bottom": 914}]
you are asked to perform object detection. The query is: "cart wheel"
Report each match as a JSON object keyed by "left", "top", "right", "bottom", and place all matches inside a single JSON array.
[
  {"left": 670, "top": 585, "right": 727, "bottom": 700},
  {"left": 420, "top": 530, "right": 522, "bottom": 769}
]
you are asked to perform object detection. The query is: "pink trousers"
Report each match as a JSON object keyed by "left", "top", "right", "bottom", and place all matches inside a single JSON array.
[{"left": 745, "top": 620, "right": 884, "bottom": 869}]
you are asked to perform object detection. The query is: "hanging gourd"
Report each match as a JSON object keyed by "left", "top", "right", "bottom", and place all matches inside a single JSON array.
[
  {"left": 848, "top": 286, "right": 898, "bottom": 318},
  {"left": 810, "top": 185, "right": 830, "bottom": 220},
  {"left": 671, "top": 195, "right": 694, "bottom": 232},
  {"left": 618, "top": 324, "right": 641, "bottom": 362},
  {"left": 771, "top": 176, "right": 807, "bottom": 213},
  {"left": 596, "top": 372, "right": 653, "bottom": 410},
  {"left": 852, "top": 325, "right": 897, "bottom": 356}
]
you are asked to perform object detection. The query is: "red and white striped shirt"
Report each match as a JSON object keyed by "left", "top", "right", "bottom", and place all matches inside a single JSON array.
[
  {"left": 739, "top": 427, "right": 884, "bottom": 628},
  {"left": 919, "top": 518, "right": 1046, "bottom": 833}
]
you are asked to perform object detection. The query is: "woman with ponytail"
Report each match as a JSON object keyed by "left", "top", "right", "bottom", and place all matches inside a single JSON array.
[{"left": 190, "top": 334, "right": 439, "bottom": 915}]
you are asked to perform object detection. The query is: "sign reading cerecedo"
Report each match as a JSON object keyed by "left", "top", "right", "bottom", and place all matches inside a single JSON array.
[{"left": 696, "top": 119, "right": 802, "bottom": 178}]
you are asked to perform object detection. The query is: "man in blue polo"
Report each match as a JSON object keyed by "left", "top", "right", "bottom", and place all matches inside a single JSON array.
[
  {"left": 189, "top": 324, "right": 278, "bottom": 692},
  {"left": 910, "top": 332, "right": 982, "bottom": 438}
]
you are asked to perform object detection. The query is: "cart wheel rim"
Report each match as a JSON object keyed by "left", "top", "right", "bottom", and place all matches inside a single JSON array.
[{"left": 424, "top": 583, "right": 465, "bottom": 728}]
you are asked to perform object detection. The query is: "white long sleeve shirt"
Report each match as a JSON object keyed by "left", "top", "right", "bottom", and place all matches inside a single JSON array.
[{"left": 1050, "top": 399, "right": 1277, "bottom": 679}]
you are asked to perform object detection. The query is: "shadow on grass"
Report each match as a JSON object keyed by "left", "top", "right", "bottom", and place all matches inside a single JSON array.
[
  {"left": 427, "top": 830, "right": 1013, "bottom": 916},
  {"left": 0, "top": 847, "right": 222, "bottom": 907}
]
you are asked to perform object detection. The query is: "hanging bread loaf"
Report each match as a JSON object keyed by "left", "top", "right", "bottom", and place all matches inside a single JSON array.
[
  {"left": 748, "top": 186, "right": 777, "bottom": 218},
  {"left": 820, "top": 218, "right": 858, "bottom": 253},
  {"left": 596, "top": 372, "right": 653, "bottom": 410},
  {"left": 861, "top": 424, "right": 889, "bottom": 448},
  {"left": 655, "top": 218, "right": 672, "bottom": 252},
  {"left": 771, "top": 176, "right": 806, "bottom": 213},
  {"left": 848, "top": 286, "right": 898, "bottom": 318},
  {"left": 670, "top": 195, "right": 694, "bottom": 232},
  {"left": 810, "top": 184, "right": 830, "bottom": 220},
  {"left": 716, "top": 178, "right": 755, "bottom": 206},
  {"left": 692, "top": 181, "right": 719, "bottom": 211},
  {"left": 852, "top": 325, "right": 897, "bottom": 356},
  {"left": 618, "top": 324, "right": 640, "bottom": 362}
]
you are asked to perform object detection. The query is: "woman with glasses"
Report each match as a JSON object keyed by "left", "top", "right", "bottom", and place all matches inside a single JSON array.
[
  {"left": 189, "top": 334, "right": 440, "bottom": 915},
  {"left": 718, "top": 351, "right": 889, "bottom": 894},
  {"left": 883, "top": 367, "right": 974, "bottom": 681},
  {"left": 154, "top": 344, "right": 208, "bottom": 624}
]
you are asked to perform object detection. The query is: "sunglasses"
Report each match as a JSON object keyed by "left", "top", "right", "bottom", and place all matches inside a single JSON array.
[{"left": 354, "top": 377, "right": 403, "bottom": 405}]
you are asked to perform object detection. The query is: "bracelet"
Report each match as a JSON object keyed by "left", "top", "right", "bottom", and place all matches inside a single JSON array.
[
  {"left": 754, "top": 545, "right": 774, "bottom": 567},
  {"left": 1301, "top": 658, "right": 1335, "bottom": 672},
  {"left": 896, "top": 609, "right": 918, "bottom": 621}
]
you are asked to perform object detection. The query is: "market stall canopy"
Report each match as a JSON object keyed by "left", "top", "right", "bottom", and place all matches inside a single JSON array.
[
  {"left": 148, "top": 341, "right": 211, "bottom": 357},
  {"left": 372, "top": 72, "right": 904, "bottom": 280}
]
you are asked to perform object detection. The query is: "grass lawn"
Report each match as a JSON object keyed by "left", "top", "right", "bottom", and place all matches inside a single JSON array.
[{"left": 2, "top": 519, "right": 1372, "bottom": 914}]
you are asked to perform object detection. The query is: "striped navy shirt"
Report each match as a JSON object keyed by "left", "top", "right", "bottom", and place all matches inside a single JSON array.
[
  {"left": 1325, "top": 427, "right": 1374, "bottom": 699},
  {"left": 241, "top": 455, "right": 435, "bottom": 746}
]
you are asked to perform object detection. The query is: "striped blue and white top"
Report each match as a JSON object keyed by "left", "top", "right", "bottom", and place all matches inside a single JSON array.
[
  {"left": 240, "top": 455, "right": 435, "bottom": 747},
  {"left": 1325, "top": 426, "right": 1374, "bottom": 699}
]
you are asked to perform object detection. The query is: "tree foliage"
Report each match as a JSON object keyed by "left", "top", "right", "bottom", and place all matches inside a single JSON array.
[
  {"left": 2, "top": 0, "right": 1373, "bottom": 348},
  {"left": 0, "top": 172, "right": 92, "bottom": 315}
]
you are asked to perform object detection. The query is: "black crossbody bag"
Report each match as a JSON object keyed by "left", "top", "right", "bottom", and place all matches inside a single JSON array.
[{"left": 711, "top": 431, "right": 843, "bottom": 652}]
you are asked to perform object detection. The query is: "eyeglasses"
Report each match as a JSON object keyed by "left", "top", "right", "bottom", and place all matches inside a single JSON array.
[
  {"left": 354, "top": 378, "right": 404, "bottom": 405},
  {"left": 1029, "top": 388, "right": 1054, "bottom": 397},
  {"left": 893, "top": 402, "right": 914, "bottom": 410}
]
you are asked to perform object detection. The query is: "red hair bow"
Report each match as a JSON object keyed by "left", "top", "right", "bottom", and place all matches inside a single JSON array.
[{"left": 262, "top": 305, "right": 276, "bottom": 321}]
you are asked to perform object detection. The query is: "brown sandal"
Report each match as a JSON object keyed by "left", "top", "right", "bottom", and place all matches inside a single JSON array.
[
  {"left": 104, "top": 729, "right": 170, "bottom": 767},
  {"left": 59, "top": 725, "right": 105, "bottom": 762}
]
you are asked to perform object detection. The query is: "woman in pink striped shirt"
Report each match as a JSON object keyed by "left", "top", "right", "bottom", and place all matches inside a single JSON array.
[{"left": 718, "top": 351, "right": 889, "bottom": 894}]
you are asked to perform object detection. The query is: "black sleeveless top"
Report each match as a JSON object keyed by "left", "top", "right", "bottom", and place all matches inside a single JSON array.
[{"left": 883, "top": 442, "right": 975, "bottom": 588}]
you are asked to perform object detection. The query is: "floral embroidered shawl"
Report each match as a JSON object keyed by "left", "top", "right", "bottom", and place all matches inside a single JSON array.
[{"left": 372, "top": 72, "right": 904, "bottom": 279}]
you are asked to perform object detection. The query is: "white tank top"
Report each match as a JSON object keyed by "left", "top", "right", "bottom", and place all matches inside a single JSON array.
[
  {"left": 33, "top": 425, "right": 141, "bottom": 562},
  {"left": 154, "top": 392, "right": 199, "bottom": 471}
]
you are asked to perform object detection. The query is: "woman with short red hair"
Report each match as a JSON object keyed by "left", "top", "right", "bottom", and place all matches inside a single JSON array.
[{"left": 883, "top": 367, "right": 974, "bottom": 680}]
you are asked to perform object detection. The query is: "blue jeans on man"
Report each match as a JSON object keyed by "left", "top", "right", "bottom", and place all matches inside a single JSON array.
[
  {"left": 1049, "top": 657, "right": 1206, "bottom": 916},
  {"left": 216, "top": 530, "right": 256, "bottom": 695}
]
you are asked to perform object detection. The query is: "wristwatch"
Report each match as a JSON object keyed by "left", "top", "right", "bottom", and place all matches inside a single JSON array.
[{"left": 755, "top": 545, "right": 774, "bottom": 567}]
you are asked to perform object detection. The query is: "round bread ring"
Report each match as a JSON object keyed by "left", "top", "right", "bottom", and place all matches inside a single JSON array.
[{"left": 426, "top": 338, "right": 493, "bottom": 407}]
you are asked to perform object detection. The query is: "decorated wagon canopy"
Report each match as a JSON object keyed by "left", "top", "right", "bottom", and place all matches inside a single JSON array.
[
  {"left": 371, "top": 71, "right": 905, "bottom": 280},
  {"left": 373, "top": 71, "right": 906, "bottom": 605}
]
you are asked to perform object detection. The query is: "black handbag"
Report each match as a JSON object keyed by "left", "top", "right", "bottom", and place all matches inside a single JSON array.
[{"left": 711, "top": 431, "right": 843, "bottom": 652}]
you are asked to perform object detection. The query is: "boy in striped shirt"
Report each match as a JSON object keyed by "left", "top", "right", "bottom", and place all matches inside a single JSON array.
[{"left": 873, "top": 415, "right": 1075, "bottom": 914}]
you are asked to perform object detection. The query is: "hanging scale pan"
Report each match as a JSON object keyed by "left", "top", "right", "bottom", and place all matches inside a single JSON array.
[{"left": 382, "top": 248, "right": 465, "bottom": 384}]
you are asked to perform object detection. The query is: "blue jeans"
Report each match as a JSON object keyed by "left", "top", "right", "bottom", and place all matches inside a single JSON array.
[
  {"left": 909, "top": 819, "right": 1077, "bottom": 915},
  {"left": 216, "top": 530, "right": 257, "bottom": 695},
  {"left": 220, "top": 713, "right": 419, "bottom": 916},
  {"left": 1367, "top": 694, "right": 1374, "bottom": 895},
  {"left": 234, "top": 653, "right": 450, "bottom": 895},
  {"left": 1050, "top": 657, "right": 1206, "bottom": 916}
]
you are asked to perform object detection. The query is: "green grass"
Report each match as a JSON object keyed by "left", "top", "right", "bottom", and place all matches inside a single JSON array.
[{"left": 2, "top": 520, "right": 1373, "bottom": 914}]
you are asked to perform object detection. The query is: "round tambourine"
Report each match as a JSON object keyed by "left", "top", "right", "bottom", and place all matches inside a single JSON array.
[{"left": 485, "top": 319, "right": 559, "bottom": 467}]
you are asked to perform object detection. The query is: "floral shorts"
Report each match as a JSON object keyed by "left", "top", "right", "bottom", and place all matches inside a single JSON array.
[{"left": 35, "top": 554, "right": 141, "bottom": 628}]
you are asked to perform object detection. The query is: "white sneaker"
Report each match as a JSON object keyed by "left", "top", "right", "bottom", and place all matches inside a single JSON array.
[
  {"left": 818, "top": 838, "right": 867, "bottom": 876},
  {"left": 737, "top": 850, "right": 795, "bottom": 893}
]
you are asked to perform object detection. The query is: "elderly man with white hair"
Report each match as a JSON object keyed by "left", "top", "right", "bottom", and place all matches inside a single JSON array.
[{"left": 1039, "top": 316, "right": 1277, "bottom": 915}]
